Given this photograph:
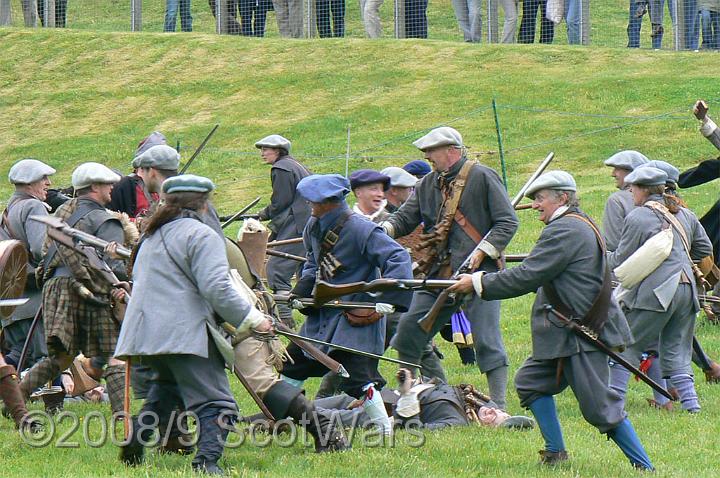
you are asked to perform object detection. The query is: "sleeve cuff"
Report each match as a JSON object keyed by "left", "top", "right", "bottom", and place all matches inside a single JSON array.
[
  {"left": 396, "top": 392, "right": 421, "bottom": 418},
  {"left": 380, "top": 221, "right": 395, "bottom": 238},
  {"left": 237, "top": 307, "right": 265, "bottom": 333},
  {"left": 478, "top": 240, "right": 500, "bottom": 260},
  {"left": 700, "top": 118, "right": 718, "bottom": 137},
  {"left": 471, "top": 271, "right": 485, "bottom": 298}
]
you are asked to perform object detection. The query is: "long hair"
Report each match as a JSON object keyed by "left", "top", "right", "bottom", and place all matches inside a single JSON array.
[
  {"left": 144, "top": 191, "right": 209, "bottom": 235},
  {"left": 640, "top": 184, "right": 681, "bottom": 214}
]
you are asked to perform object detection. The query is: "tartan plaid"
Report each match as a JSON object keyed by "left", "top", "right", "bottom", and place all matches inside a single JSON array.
[{"left": 43, "top": 277, "right": 119, "bottom": 358}]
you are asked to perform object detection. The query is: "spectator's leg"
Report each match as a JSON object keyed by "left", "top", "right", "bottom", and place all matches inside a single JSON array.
[
  {"left": 405, "top": 0, "right": 428, "bottom": 37},
  {"left": 273, "top": 0, "right": 290, "bottom": 35},
  {"left": 21, "top": 0, "right": 39, "bottom": 27},
  {"left": 650, "top": 0, "right": 665, "bottom": 48},
  {"left": 451, "top": 0, "right": 472, "bottom": 41},
  {"left": 255, "top": 0, "right": 270, "bottom": 36},
  {"left": 627, "top": 0, "right": 643, "bottom": 47},
  {"left": 238, "top": 0, "right": 253, "bottom": 34},
  {"left": 37, "top": 0, "right": 45, "bottom": 26},
  {"left": 712, "top": 11, "right": 720, "bottom": 48},
  {"left": 179, "top": 0, "right": 193, "bottom": 31},
  {"left": 164, "top": 0, "right": 179, "bottom": 31},
  {"left": 468, "top": 0, "right": 482, "bottom": 41},
  {"left": 55, "top": 0, "right": 67, "bottom": 27},
  {"left": 287, "top": 0, "right": 303, "bottom": 37},
  {"left": 684, "top": 0, "right": 699, "bottom": 49},
  {"left": 518, "top": 0, "right": 538, "bottom": 42},
  {"left": 332, "top": 0, "right": 344, "bottom": 36},
  {"left": 700, "top": 10, "right": 712, "bottom": 48},
  {"left": 539, "top": 0, "right": 554, "bottom": 42},
  {"left": 565, "top": 0, "right": 581, "bottom": 43},
  {"left": 363, "top": 0, "right": 383, "bottom": 37},
  {"left": 316, "top": 0, "right": 331, "bottom": 36},
  {"left": 499, "top": 0, "right": 517, "bottom": 43}
]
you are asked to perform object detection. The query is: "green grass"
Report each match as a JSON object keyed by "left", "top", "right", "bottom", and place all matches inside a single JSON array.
[{"left": 1, "top": 28, "right": 720, "bottom": 477}]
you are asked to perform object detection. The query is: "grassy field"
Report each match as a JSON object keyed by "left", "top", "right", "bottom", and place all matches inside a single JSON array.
[{"left": 1, "top": 28, "right": 720, "bottom": 477}]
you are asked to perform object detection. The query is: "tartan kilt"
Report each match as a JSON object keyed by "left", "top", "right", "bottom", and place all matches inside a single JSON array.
[{"left": 42, "top": 277, "right": 120, "bottom": 358}]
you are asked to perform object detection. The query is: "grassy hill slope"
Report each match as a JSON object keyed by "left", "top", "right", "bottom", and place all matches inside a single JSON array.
[{"left": 1, "top": 29, "right": 720, "bottom": 478}]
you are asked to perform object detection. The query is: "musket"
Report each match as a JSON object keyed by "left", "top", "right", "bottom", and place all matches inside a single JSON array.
[
  {"left": 313, "top": 278, "right": 457, "bottom": 305},
  {"left": 505, "top": 254, "right": 529, "bottom": 262},
  {"left": 276, "top": 328, "right": 421, "bottom": 369},
  {"left": 220, "top": 197, "right": 262, "bottom": 229},
  {"left": 267, "top": 237, "right": 305, "bottom": 248},
  {"left": 30, "top": 215, "right": 132, "bottom": 259},
  {"left": 544, "top": 305, "right": 675, "bottom": 401},
  {"left": 222, "top": 321, "right": 350, "bottom": 378},
  {"left": 179, "top": 124, "right": 220, "bottom": 174},
  {"left": 418, "top": 152, "right": 555, "bottom": 334},
  {"left": 266, "top": 249, "right": 307, "bottom": 262},
  {"left": 273, "top": 295, "right": 377, "bottom": 310},
  {"left": 699, "top": 295, "right": 720, "bottom": 304}
]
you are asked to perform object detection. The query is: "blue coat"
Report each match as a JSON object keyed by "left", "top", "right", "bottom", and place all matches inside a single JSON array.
[{"left": 299, "top": 204, "right": 413, "bottom": 355}]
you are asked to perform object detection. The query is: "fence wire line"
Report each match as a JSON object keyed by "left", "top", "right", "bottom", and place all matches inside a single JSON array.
[{"left": 181, "top": 102, "right": 699, "bottom": 180}]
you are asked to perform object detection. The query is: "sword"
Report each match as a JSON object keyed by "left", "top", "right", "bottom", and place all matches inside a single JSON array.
[
  {"left": 179, "top": 124, "right": 220, "bottom": 174},
  {"left": 544, "top": 305, "right": 675, "bottom": 401},
  {"left": 221, "top": 197, "right": 262, "bottom": 229},
  {"left": 275, "top": 329, "right": 421, "bottom": 369}
]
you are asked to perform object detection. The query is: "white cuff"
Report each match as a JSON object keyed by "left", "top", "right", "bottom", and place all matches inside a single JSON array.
[
  {"left": 478, "top": 240, "right": 500, "bottom": 260},
  {"left": 396, "top": 392, "right": 421, "bottom": 418},
  {"left": 237, "top": 307, "right": 265, "bottom": 333},
  {"left": 700, "top": 117, "right": 717, "bottom": 138},
  {"left": 380, "top": 221, "right": 395, "bottom": 238},
  {"left": 471, "top": 271, "right": 485, "bottom": 298}
]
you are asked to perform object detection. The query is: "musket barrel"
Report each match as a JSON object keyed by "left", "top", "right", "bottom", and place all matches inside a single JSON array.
[
  {"left": 267, "top": 237, "right": 305, "bottom": 248},
  {"left": 266, "top": 249, "right": 307, "bottom": 262}
]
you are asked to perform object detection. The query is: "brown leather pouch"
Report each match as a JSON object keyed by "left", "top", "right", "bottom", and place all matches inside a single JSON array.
[
  {"left": 698, "top": 255, "right": 719, "bottom": 287},
  {"left": 344, "top": 308, "right": 382, "bottom": 327}
]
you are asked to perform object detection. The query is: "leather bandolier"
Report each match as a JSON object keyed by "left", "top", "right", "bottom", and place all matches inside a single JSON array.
[{"left": 414, "top": 160, "right": 490, "bottom": 279}]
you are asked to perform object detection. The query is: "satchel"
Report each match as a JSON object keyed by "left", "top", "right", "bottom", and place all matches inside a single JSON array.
[{"left": 344, "top": 308, "right": 381, "bottom": 327}]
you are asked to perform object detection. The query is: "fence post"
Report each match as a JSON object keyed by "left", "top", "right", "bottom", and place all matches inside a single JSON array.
[
  {"left": 215, "top": 0, "right": 228, "bottom": 33},
  {"left": 580, "top": 0, "right": 590, "bottom": 45},
  {"left": 674, "top": 0, "right": 690, "bottom": 50},
  {"left": 130, "top": 0, "right": 142, "bottom": 31},
  {"left": 492, "top": 98, "right": 508, "bottom": 190},
  {"left": 394, "top": 0, "right": 405, "bottom": 38}
]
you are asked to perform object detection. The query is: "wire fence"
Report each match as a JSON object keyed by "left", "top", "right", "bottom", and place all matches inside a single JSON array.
[{"left": 1, "top": 0, "right": 718, "bottom": 49}]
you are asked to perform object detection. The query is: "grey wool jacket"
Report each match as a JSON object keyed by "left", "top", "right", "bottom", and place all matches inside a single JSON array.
[
  {"left": 115, "top": 217, "right": 256, "bottom": 361},
  {"left": 607, "top": 195, "right": 713, "bottom": 313},
  {"left": 386, "top": 156, "right": 518, "bottom": 274},
  {"left": 480, "top": 208, "right": 633, "bottom": 360},
  {"left": 258, "top": 156, "right": 311, "bottom": 237},
  {"left": 602, "top": 187, "right": 635, "bottom": 252}
]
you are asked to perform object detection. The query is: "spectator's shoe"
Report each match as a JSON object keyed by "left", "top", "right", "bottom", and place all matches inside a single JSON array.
[
  {"left": 704, "top": 362, "right": 720, "bottom": 383},
  {"left": 538, "top": 450, "right": 569, "bottom": 465}
]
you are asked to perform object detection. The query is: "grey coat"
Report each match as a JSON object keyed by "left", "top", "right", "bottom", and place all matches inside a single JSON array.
[
  {"left": 258, "top": 156, "right": 311, "bottom": 237},
  {"left": 1, "top": 192, "right": 48, "bottom": 326},
  {"left": 115, "top": 217, "right": 255, "bottom": 360},
  {"left": 481, "top": 209, "right": 633, "bottom": 360},
  {"left": 386, "top": 156, "right": 518, "bottom": 274},
  {"left": 602, "top": 187, "right": 635, "bottom": 252},
  {"left": 607, "top": 195, "right": 713, "bottom": 313}
]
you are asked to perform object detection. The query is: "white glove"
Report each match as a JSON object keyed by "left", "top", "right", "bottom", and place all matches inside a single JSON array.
[
  {"left": 291, "top": 299, "right": 305, "bottom": 309},
  {"left": 375, "top": 303, "right": 395, "bottom": 314}
]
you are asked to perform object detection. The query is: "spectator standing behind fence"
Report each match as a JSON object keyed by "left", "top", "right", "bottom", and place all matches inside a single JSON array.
[
  {"left": 649, "top": 0, "right": 676, "bottom": 48},
  {"left": 316, "top": 0, "right": 345, "bottom": 36},
  {"left": 209, "top": 0, "right": 272, "bottom": 36},
  {"left": 165, "top": 0, "right": 192, "bottom": 31},
  {"left": 547, "top": 0, "right": 582, "bottom": 44},
  {"left": 405, "top": 0, "right": 428, "bottom": 37},
  {"left": 519, "top": 0, "right": 554, "bottom": 43},
  {"left": 273, "top": 0, "right": 304, "bottom": 37},
  {"left": 452, "top": 0, "right": 482, "bottom": 42},
  {"left": 361, "top": 0, "right": 383, "bottom": 37},
  {"left": 699, "top": 0, "right": 719, "bottom": 48},
  {"left": 38, "top": 0, "right": 68, "bottom": 27},
  {"left": 499, "top": 0, "right": 518, "bottom": 42}
]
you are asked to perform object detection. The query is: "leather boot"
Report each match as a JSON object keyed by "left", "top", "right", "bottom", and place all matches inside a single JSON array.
[
  {"left": 286, "top": 393, "right": 349, "bottom": 452},
  {"left": 263, "top": 380, "right": 349, "bottom": 453},
  {"left": 0, "top": 364, "right": 31, "bottom": 429},
  {"left": 191, "top": 408, "right": 235, "bottom": 476},
  {"left": 158, "top": 411, "right": 195, "bottom": 455},
  {"left": 120, "top": 415, "right": 155, "bottom": 466}
]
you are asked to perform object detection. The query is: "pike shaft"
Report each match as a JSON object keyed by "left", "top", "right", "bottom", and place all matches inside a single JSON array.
[{"left": 276, "top": 329, "right": 421, "bottom": 369}]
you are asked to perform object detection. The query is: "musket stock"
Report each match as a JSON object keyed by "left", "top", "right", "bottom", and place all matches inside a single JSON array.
[{"left": 312, "top": 278, "right": 456, "bottom": 305}]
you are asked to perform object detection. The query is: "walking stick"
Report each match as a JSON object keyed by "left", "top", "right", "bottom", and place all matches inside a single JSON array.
[{"left": 16, "top": 306, "right": 42, "bottom": 373}]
